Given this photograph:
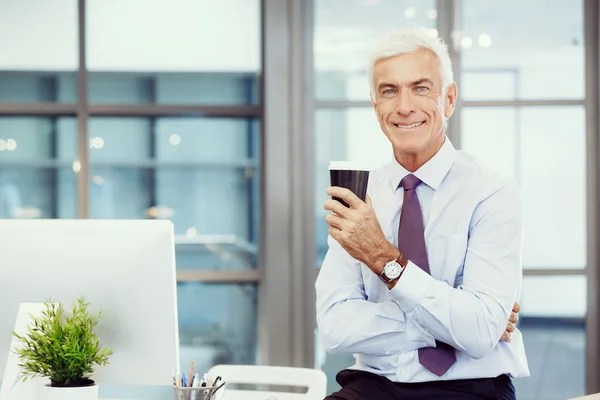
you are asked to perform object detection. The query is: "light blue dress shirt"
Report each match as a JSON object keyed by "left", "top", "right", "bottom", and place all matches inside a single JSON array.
[{"left": 316, "top": 137, "right": 530, "bottom": 383}]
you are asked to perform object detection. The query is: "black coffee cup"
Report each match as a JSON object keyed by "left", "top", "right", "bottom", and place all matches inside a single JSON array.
[{"left": 329, "top": 161, "right": 370, "bottom": 207}]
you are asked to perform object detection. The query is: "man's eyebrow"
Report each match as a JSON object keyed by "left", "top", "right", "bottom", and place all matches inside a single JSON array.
[
  {"left": 410, "top": 78, "right": 434, "bottom": 86},
  {"left": 377, "top": 79, "right": 435, "bottom": 91},
  {"left": 376, "top": 82, "right": 398, "bottom": 90}
]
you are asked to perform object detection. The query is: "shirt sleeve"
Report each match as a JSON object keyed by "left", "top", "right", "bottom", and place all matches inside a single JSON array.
[
  {"left": 389, "top": 180, "right": 523, "bottom": 359},
  {"left": 316, "top": 235, "right": 436, "bottom": 356}
]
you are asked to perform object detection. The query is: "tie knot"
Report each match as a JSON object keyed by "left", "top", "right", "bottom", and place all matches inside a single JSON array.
[{"left": 400, "top": 174, "right": 421, "bottom": 191}]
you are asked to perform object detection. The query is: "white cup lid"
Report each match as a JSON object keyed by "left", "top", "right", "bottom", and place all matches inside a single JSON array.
[{"left": 328, "top": 161, "right": 371, "bottom": 171}]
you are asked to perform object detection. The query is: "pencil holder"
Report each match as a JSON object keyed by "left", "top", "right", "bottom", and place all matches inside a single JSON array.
[{"left": 173, "top": 384, "right": 225, "bottom": 400}]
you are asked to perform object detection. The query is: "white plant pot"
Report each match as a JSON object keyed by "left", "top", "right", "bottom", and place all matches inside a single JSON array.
[{"left": 41, "top": 384, "right": 99, "bottom": 400}]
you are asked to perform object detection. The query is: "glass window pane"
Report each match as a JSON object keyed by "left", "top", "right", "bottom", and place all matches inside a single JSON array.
[
  {"left": 314, "top": 0, "right": 436, "bottom": 101},
  {"left": 0, "top": 117, "right": 77, "bottom": 218},
  {"left": 89, "top": 117, "right": 260, "bottom": 270},
  {"left": 0, "top": 0, "right": 77, "bottom": 102},
  {"left": 461, "top": 106, "right": 586, "bottom": 269},
  {"left": 87, "top": 73, "right": 259, "bottom": 106},
  {"left": 460, "top": 108, "right": 516, "bottom": 178},
  {"left": 86, "top": 0, "right": 260, "bottom": 105},
  {"left": 459, "top": 0, "right": 584, "bottom": 100},
  {"left": 521, "top": 275, "right": 585, "bottom": 318},
  {"left": 178, "top": 283, "right": 258, "bottom": 371},
  {"left": 516, "top": 275, "right": 585, "bottom": 400}
]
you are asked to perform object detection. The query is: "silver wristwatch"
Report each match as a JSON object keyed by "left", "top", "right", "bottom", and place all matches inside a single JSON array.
[{"left": 379, "top": 259, "right": 404, "bottom": 283}]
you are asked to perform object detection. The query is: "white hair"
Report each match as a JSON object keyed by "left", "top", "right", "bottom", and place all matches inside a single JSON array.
[{"left": 368, "top": 27, "right": 454, "bottom": 97}]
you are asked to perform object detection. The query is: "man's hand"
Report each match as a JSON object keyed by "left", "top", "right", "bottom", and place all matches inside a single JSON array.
[
  {"left": 324, "top": 187, "right": 397, "bottom": 271},
  {"left": 500, "top": 302, "right": 520, "bottom": 342}
]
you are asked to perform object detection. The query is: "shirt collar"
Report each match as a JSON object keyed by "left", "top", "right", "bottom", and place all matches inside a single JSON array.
[{"left": 387, "top": 136, "right": 457, "bottom": 191}]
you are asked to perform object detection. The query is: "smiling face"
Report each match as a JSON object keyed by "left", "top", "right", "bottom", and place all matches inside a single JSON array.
[{"left": 371, "top": 47, "right": 457, "bottom": 169}]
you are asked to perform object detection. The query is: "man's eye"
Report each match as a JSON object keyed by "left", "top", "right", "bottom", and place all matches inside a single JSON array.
[{"left": 415, "top": 86, "right": 430, "bottom": 93}]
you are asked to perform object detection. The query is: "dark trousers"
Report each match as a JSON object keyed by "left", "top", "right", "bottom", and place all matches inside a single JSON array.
[{"left": 325, "top": 369, "right": 516, "bottom": 400}]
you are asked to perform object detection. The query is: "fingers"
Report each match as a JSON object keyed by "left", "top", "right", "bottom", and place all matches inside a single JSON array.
[
  {"left": 506, "top": 321, "right": 516, "bottom": 333},
  {"left": 325, "top": 212, "right": 347, "bottom": 231},
  {"left": 328, "top": 226, "right": 342, "bottom": 240},
  {"left": 365, "top": 194, "right": 373, "bottom": 208},
  {"left": 512, "top": 302, "right": 521, "bottom": 313},
  {"left": 501, "top": 307, "right": 520, "bottom": 342},
  {"left": 326, "top": 187, "right": 363, "bottom": 209},
  {"left": 324, "top": 199, "right": 350, "bottom": 218},
  {"left": 500, "top": 331, "right": 512, "bottom": 342}
]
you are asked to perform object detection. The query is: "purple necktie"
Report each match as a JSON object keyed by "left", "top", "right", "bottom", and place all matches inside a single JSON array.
[{"left": 398, "top": 174, "right": 456, "bottom": 377}]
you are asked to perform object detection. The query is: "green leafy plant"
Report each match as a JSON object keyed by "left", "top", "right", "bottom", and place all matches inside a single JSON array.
[{"left": 12, "top": 296, "right": 113, "bottom": 387}]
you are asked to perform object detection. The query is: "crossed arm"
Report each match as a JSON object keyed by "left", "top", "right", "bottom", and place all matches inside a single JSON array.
[
  {"left": 316, "top": 235, "right": 520, "bottom": 357},
  {"left": 317, "top": 183, "right": 522, "bottom": 358},
  {"left": 316, "top": 236, "right": 434, "bottom": 356}
]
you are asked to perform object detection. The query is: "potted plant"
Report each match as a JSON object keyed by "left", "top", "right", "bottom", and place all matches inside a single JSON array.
[{"left": 12, "top": 296, "right": 113, "bottom": 400}]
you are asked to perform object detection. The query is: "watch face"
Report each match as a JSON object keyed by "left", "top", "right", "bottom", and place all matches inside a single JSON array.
[{"left": 384, "top": 262, "right": 402, "bottom": 280}]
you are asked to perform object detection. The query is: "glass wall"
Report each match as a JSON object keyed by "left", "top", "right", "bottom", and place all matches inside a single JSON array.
[
  {"left": 0, "top": 0, "right": 78, "bottom": 103},
  {"left": 0, "top": 0, "right": 262, "bottom": 384},
  {"left": 312, "top": 1, "right": 587, "bottom": 399},
  {"left": 0, "top": 117, "right": 77, "bottom": 218},
  {"left": 459, "top": 1, "right": 586, "bottom": 398}
]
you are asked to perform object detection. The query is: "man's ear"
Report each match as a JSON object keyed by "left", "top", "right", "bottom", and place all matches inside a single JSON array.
[{"left": 444, "top": 82, "right": 458, "bottom": 119}]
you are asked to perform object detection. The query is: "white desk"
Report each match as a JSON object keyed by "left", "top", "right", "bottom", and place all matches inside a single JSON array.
[{"left": 570, "top": 394, "right": 600, "bottom": 400}]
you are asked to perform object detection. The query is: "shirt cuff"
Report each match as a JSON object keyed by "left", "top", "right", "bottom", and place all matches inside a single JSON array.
[{"left": 389, "top": 261, "right": 434, "bottom": 312}]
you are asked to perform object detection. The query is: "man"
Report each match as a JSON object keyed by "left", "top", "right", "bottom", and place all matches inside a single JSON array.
[{"left": 316, "top": 27, "right": 529, "bottom": 400}]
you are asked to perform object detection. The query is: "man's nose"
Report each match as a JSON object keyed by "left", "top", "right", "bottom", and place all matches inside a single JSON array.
[{"left": 395, "top": 90, "right": 415, "bottom": 116}]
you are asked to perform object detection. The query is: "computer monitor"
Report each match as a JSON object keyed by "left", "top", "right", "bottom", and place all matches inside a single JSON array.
[{"left": 0, "top": 219, "right": 180, "bottom": 387}]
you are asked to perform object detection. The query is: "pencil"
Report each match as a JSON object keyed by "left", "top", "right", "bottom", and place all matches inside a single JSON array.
[{"left": 188, "top": 360, "right": 195, "bottom": 387}]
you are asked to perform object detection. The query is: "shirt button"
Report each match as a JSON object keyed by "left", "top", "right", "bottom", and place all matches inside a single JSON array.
[
  {"left": 399, "top": 369, "right": 407, "bottom": 375},
  {"left": 385, "top": 350, "right": 390, "bottom": 355}
]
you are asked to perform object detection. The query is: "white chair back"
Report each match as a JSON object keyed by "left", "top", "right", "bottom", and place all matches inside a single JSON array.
[{"left": 207, "top": 365, "right": 327, "bottom": 400}]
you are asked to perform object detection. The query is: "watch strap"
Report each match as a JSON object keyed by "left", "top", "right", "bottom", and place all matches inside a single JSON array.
[{"left": 396, "top": 252, "right": 408, "bottom": 268}]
